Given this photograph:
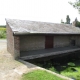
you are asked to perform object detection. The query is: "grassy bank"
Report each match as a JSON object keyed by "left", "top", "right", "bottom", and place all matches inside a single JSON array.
[
  {"left": 0, "top": 27, "right": 6, "bottom": 39},
  {"left": 21, "top": 70, "right": 64, "bottom": 80}
]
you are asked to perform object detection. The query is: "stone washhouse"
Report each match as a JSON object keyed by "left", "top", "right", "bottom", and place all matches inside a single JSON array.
[{"left": 6, "top": 19, "right": 80, "bottom": 60}]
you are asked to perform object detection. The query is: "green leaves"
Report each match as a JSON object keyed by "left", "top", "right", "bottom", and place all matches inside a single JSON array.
[
  {"left": 69, "top": 0, "right": 80, "bottom": 13},
  {"left": 0, "top": 28, "right": 6, "bottom": 39},
  {"left": 66, "top": 15, "right": 70, "bottom": 24}
]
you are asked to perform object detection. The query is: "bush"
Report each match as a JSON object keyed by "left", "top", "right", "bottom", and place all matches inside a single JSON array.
[
  {"left": 0, "top": 28, "right": 6, "bottom": 39},
  {"left": 75, "top": 21, "right": 80, "bottom": 27}
]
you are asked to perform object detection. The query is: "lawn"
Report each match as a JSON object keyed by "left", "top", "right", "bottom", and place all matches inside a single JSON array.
[
  {"left": 21, "top": 70, "right": 64, "bottom": 80},
  {"left": 49, "top": 61, "right": 80, "bottom": 80},
  {"left": 60, "top": 62, "right": 80, "bottom": 80},
  {"left": 27, "top": 52, "right": 80, "bottom": 80}
]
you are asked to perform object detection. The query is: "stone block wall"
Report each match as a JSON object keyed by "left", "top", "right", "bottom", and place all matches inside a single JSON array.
[
  {"left": 20, "top": 36, "right": 45, "bottom": 51},
  {"left": 69, "top": 36, "right": 80, "bottom": 46},
  {"left": 54, "top": 35, "right": 80, "bottom": 47},
  {"left": 6, "top": 23, "right": 14, "bottom": 57},
  {"left": 76, "top": 36, "right": 80, "bottom": 46},
  {"left": 6, "top": 23, "right": 20, "bottom": 59},
  {"left": 14, "top": 36, "right": 20, "bottom": 58},
  {"left": 54, "top": 36, "right": 70, "bottom": 48}
]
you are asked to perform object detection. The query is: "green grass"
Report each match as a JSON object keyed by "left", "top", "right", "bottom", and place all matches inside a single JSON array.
[
  {"left": 0, "top": 28, "right": 6, "bottom": 39},
  {"left": 44, "top": 61, "right": 80, "bottom": 79},
  {"left": 60, "top": 62, "right": 80, "bottom": 80},
  {"left": 21, "top": 70, "right": 64, "bottom": 80},
  {"left": 49, "top": 66, "right": 80, "bottom": 79}
]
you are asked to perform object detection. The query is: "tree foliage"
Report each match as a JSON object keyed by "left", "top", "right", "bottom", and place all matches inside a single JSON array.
[
  {"left": 60, "top": 15, "right": 71, "bottom": 24},
  {"left": 69, "top": 0, "right": 80, "bottom": 13},
  {"left": 74, "top": 18, "right": 80, "bottom": 27},
  {"left": 66, "top": 15, "right": 70, "bottom": 24}
]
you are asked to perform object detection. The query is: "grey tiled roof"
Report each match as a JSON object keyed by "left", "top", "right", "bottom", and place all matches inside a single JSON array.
[{"left": 6, "top": 19, "right": 80, "bottom": 35}]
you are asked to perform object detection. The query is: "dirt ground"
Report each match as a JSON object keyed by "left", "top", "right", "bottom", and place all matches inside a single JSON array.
[{"left": 0, "top": 39, "right": 38, "bottom": 80}]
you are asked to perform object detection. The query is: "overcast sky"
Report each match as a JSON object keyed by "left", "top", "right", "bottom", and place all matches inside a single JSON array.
[{"left": 0, "top": 0, "right": 80, "bottom": 25}]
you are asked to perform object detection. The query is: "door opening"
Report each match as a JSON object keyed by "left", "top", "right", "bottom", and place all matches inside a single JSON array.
[
  {"left": 71, "top": 40, "right": 75, "bottom": 46},
  {"left": 45, "top": 36, "right": 53, "bottom": 49}
]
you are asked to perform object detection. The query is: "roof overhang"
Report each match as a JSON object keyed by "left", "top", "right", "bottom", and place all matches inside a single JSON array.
[{"left": 13, "top": 32, "right": 80, "bottom": 36}]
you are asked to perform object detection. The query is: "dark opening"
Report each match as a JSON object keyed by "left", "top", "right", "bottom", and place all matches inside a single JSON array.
[
  {"left": 45, "top": 36, "right": 53, "bottom": 49},
  {"left": 71, "top": 40, "right": 75, "bottom": 46}
]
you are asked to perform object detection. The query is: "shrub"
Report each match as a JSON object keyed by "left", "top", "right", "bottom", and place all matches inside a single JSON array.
[{"left": 0, "top": 28, "right": 6, "bottom": 39}]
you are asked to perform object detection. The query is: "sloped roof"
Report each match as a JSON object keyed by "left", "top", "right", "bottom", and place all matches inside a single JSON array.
[{"left": 6, "top": 19, "right": 80, "bottom": 35}]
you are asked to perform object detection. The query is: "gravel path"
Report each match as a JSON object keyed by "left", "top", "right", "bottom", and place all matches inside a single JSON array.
[
  {"left": 0, "top": 39, "right": 7, "bottom": 50},
  {"left": 0, "top": 39, "right": 38, "bottom": 80}
]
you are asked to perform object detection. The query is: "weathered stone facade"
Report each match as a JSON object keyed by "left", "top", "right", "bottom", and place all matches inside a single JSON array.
[
  {"left": 6, "top": 23, "right": 20, "bottom": 59},
  {"left": 20, "top": 35, "right": 80, "bottom": 51},
  {"left": 20, "top": 36, "right": 45, "bottom": 51},
  {"left": 7, "top": 27, "right": 80, "bottom": 59},
  {"left": 14, "top": 36, "right": 20, "bottom": 58},
  {"left": 54, "top": 36, "right": 70, "bottom": 48},
  {"left": 76, "top": 36, "right": 80, "bottom": 46},
  {"left": 54, "top": 36, "right": 80, "bottom": 48},
  {"left": 6, "top": 19, "right": 80, "bottom": 59},
  {"left": 6, "top": 23, "right": 14, "bottom": 57}
]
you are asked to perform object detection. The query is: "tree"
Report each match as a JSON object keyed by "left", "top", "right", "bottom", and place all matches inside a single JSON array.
[
  {"left": 69, "top": 0, "right": 80, "bottom": 13},
  {"left": 75, "top": 17, "right": 78, "bottom": 22},
  {"left": 75, "top": 21, "right": 80, "bottom": 27},
  {"left": 75, "top": 18, "right": 80, "bottom": 27},
  {"left": 75, "top": 17, "right": 78, "bottom": 25},
  {"left": 66, "top": 15, "right": 70, "bottom": 24}
]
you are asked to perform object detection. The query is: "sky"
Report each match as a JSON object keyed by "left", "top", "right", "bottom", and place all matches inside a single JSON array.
[{"left": 0, "top": 0, "right": 80, "bottom": 25}]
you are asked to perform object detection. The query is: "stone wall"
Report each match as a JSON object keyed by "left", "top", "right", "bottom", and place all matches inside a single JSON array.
[
  {"left": 69, "top": 36, "right": 80, "bottom": 46},
  {"left": 76, "top": 36, "right": 80, "bottom": 46},
  {"left": 54, "top": 36, "right": 70, "bottom": 48},
  {"left": 54, "top": 35, "right": 80, "bottom": 48},
  {"left": 6, "top": 23, "right": 14, "bottom": 57},
  {"left": 6, "top": 23, "right": 20, "bottom": 59},
  {"left": 20, "top": 35, "right": 80, "bottom": 51},
  {"left": 20, "top": 36, "right": 45, "bottom": 51},
  {"left": 14, "top": 36, "right": 20, "bottom": 58}
]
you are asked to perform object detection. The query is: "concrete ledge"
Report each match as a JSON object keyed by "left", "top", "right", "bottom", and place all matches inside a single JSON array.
[{"left": 20, "top": 46, "right": 80, "bottom": 60}]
